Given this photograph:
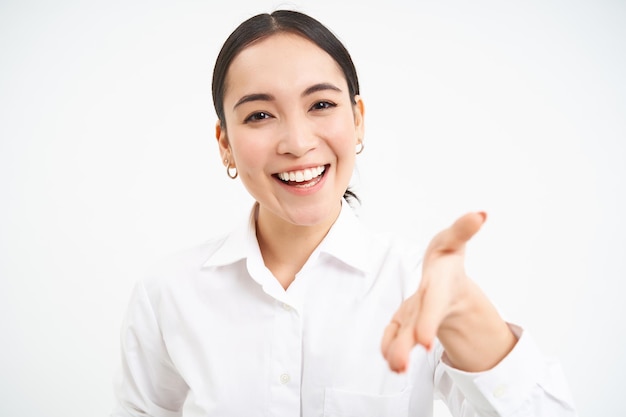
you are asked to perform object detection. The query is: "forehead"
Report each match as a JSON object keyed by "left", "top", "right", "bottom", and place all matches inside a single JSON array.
[{"left": 224, "top": 33, "right": 347, "bottom": 100}]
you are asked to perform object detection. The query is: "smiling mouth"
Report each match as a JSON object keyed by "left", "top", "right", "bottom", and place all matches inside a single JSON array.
[{"left": 274, "top": 165, "right": 327, "bottom": 188}]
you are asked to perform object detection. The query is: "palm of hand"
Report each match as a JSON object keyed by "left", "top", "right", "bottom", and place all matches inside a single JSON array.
[{"left": 381, "top": 212, "right": 486, "bottom": 372}]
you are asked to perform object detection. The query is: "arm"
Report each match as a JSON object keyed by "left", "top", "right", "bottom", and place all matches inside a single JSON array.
[
  {"left": 435, "top": 325, "right": 577, "bottom": 416},
  {"left": 381, "top": 213, "right": 578, "bottom": 415},
  {"left": 112, "top": 282, "right": 189, "bottom": 417},
  {"left": 382, "top": 212, "right": 514, "bottom": 372}
]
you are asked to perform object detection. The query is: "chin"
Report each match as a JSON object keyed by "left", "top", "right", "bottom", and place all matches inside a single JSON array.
[{"left": 283, "top": 200, "right": 341, "bottom": 228}]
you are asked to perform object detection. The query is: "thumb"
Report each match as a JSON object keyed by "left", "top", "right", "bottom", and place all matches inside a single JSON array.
[{"left": 429, "top": 212, "right": 487, "bottom": 254}]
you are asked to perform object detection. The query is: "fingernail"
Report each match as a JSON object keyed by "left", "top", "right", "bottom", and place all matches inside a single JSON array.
[
  {"left": 394, "top": 365, "right": 407, "bottom": 374},
  {"left": 478, "top": 211, "right": 487, "bottom": 222}
]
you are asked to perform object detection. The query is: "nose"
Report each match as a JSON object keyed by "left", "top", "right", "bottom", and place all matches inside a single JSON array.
[{"left": 276, "top": 116, "right": 318, "bottom": 157}]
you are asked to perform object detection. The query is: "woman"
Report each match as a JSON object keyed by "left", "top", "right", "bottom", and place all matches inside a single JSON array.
[{"left": 112, "top": 10, "right": 577, "bottom": 417}]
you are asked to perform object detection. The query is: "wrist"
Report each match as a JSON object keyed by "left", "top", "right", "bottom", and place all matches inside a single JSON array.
[{"left": 437, "top": 279, "right": 516, "bottom": 372}]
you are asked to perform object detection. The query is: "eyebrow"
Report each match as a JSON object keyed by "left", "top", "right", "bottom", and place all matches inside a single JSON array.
[
  {"left": 301, "top": 82, "right": 342, "bottom": 97},
  {"left": 233, "top": 93, "right": 274, "bottom": 110},
  {"left": 232, "top": 83, "right": 343, "bottom": 110}
]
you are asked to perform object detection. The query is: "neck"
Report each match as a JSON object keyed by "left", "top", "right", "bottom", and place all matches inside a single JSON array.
[{"left": 255, "top": 203, "right": 341, "bottom": 289}]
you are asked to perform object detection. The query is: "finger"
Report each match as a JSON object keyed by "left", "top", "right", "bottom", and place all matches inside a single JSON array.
[
  {"left": 429, "top": 212, "right": 486, "bottom": 254},
  {"left": 382, "top": 294, "right": 422, "bottom": 372},
  {"left": 381, "top": 320, "right": 400, "bottom": 359},
  {"left": 381, "top": 297, "right": 415, "bottom": 359},
  {"left": 414, "top": 274, "right": 450, "bottom": 349},
  {"left": 385, "top": 325, "right": 418, "bottom": 373}
]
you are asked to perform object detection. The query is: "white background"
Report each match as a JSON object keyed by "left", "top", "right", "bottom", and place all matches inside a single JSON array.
[{"left": 1, "top": 0, "right": 624, "bottom": 416}]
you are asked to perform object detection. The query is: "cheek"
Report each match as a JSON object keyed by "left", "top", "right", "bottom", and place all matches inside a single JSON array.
[
  {"left": 230, "top": 132, "right": 271, "bottom": 169},
  {"left": 321, "top": 115, "right": 358, "bottom": 153}
]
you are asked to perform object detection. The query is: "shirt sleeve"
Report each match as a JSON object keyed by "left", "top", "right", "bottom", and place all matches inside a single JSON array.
[
  {"left": 433, "top": 324, "right": 578, "bottom": 417},
  {"left": 111, "top": 281, "right": 189, "bottom": 417}
]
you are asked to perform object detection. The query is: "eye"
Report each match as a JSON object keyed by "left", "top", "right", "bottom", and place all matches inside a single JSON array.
[
  {"left": 244, "top": 111, "right": 272, "bottom": 123},
  {"left": 310, "top": 101, "right": 336, "bottom": 111}
]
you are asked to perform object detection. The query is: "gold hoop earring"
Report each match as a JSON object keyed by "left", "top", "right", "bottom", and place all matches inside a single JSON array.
[
  {"left": 225, "top": 158, "right": 238, "bottom": 179},
  {"left": 356, "top": 141, "right": 364, "bottom": 155}
]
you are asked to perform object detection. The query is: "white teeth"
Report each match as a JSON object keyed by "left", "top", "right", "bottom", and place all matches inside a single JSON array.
[{"left": 278, "top": 165, "right": 326, "bottom": 183}]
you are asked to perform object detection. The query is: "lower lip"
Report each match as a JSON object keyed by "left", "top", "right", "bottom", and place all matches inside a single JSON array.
[{"left": 274, "top": 166, "right": 329, "bottom": 196}]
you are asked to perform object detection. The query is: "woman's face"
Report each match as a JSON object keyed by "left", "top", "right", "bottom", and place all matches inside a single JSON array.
[{"left": 217, "top": 33, "right": 364, "bottom": 229}]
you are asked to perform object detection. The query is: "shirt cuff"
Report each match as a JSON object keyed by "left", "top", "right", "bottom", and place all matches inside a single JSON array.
[{"left": 438, "top": 323, "right": 545, "bottom": 416}]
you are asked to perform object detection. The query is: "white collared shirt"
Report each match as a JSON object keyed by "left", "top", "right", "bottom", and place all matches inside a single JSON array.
[{"left": 112, "top": 202, "right": 577, "bottom": 417}]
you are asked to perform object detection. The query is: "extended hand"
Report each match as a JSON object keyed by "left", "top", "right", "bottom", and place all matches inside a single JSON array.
[{"left": 380, "top": 212, "right": 487, "bottom": 373}]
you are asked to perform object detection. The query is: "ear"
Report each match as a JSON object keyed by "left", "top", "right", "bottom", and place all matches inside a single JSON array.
[
  {"left": 215, "top": 120, "right": 231, "bottom": 164},
  {"left": 353, "top": 95, "right": 365, "bottom": 143}
]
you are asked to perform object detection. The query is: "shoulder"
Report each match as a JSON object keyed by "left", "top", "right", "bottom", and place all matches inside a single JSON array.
[
  {"left": 333, "top": 203, "right": 424, "bottom": 263},
  {"left": 340, "top": 211, "right": 425, "bottom": 294},
  {"left": 366, "top": 227, "right": 425, "bottom": 279},
  {"left": 350, "top": 208, "right": 424, "bottom": 269},
  {"left": 373, "top": 227, "right": 423, "bottom": 264},
  {"left": 139, "top": 233, "right": 231, "bottom": 295}
]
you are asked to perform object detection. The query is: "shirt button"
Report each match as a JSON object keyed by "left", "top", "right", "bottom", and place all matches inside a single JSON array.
[
  {"left": 279, "top": 373, "right": 290, "bottom": 384},
  {"left": 493, "top": 384, "right": 507, "bottom": 398},
  {"left": 281, "top": 303, "right": 291, "bottom": 312}
]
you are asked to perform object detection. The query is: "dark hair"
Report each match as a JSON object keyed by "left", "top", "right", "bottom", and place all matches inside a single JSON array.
[{"left": 211, "top": 9, "right": 361, "bottom": 204}]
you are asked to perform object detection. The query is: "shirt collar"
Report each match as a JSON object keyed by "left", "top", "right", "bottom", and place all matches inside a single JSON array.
[
  {"left": 201, "top": 204, "right": 259, "bottom": 268},
  {"left": 202, "top": 200, "right": 372, "bottom": 273},
  {"left": 317, "top": 200, "right": 371, "bottom": 273}
]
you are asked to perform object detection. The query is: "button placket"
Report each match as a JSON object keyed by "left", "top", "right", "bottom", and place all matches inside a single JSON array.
[
  {"left": 277, "top": 301, "right": 295, "bottom": 386},
  {"left": 268, "top": 298, "right": 302, "bottom": 415}
]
